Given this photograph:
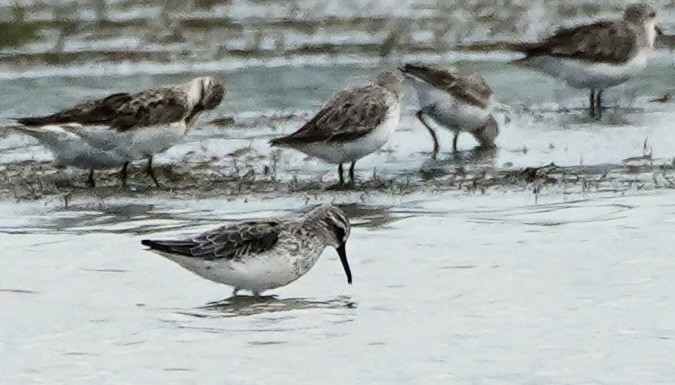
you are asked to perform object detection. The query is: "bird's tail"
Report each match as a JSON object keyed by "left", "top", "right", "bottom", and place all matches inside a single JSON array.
[
  {"left": 11, "top": 114, "right": 67, "bottom": 127},
  {"left": 2, "top": 124, "right": 51, "bottom": 139},
  {"left": 269, "top": 136, "right": 292, "bottom": 147}
]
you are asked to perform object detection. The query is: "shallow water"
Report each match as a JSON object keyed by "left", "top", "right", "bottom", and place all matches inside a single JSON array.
[
  {"left": 2, "top": 190, "right": 675, "bottom": 384},
  {"left": 1, "top": 20, "right": 675, "bottom": 384}
]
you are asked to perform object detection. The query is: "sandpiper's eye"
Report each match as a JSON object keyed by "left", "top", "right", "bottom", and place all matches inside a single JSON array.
[{"left": 649, "top": 11, "right": 656, "bottom": 18}]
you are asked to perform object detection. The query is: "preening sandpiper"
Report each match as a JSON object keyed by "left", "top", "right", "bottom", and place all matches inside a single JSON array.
[
  {"left": 141, "top": 204, "right": 353, "bottom": 296},
  {"left": 401, "top": 63, "right": 499, "bottom": 158},
  {"left": 514, "top": 3, "right": 658, "bottom": 120},
  {"left": 270, "top": 70, "right": 403, "bottom": 186},
  {"left": 13, "top": 76, "right": 225, "bottom": 187}
]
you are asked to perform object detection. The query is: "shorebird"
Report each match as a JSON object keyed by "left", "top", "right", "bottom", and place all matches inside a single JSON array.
[
  {"left": 401, "top": 63, "right": 499, "bottom": 158},
  {"left": 514, "top": 3, "right": 658, "bottom": 120},
  {"left": 270, "top": 70, "right": 403, "bottom": 186},
  {"left": 6, "top": 124, "right": 128, "bottom": 187},
  {"left": 141, "top": 204, "right": 353, "bottom": 296},
  {"left": 13, "top": 76, "right": 225, "bottom": 187}
]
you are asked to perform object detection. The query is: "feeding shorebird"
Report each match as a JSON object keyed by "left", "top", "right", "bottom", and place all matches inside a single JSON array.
[
  {"left": 12, "top": 76, "right": 225, "bottom": 187},
  {"left": 141, "top": 204, "right": 352, "bottom": 296},
  {"left": 270, "top": 70, "right": 403, "bottom": 186},
  {"left": 401, "top": 63, "right": 499, "bottom": 158},
  {"left": 514, "top": 3, "right": 658, "bottom": 120}
]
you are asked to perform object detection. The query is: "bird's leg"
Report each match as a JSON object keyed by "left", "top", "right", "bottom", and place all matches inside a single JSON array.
[
  {"left": 349, "top": 161, "right": 356, "bottom": 185},
  {"left": 589, "top": 89, "right": 596, "bottom": 119},
  {"left": 146, "top": 156, "right": 160, "bottom": 188},
  {"left": 87, "top": 169, "right": 96, "bottom": 188},
  {"left": 119, "top": 162, "right": 129, "bottom": 187},
  {"left": 232, "top": 287, "right": 240, "bottom": 296},
  {"left": 338, "top": 163, "right": 345, "bottom": 185},
  {"left": 452, "top": 131, "right": 459, "bottom": 152},
  {"left": 252, "top": 290, "right": 261, "bottom": 297},
  {"left": 595, "top": 89, "right": 603, "bottom": 120},
  {"left": 416, "top": 111, "right": 439, "bottom": 160}
]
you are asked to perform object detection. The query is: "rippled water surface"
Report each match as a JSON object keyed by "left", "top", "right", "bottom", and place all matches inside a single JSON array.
[
  {"left": 1, "top": 21, "right": 675, "bottom": 384},
  {"left": 2, "top": 191, "right": 675, "bottom": 384}
]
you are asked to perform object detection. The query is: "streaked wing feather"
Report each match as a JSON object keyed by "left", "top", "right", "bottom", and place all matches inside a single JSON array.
[
  {"left": 110, "top": 88, "right": 190, "bottom": 131},
  {"left": 16, "top": 88, "right": 190, "bottom": 131},
  {"left": 15, "top": 93, "right": 133, "bottom": 127},
  {"left": 403, "top": 64, "right": 492, "bottom": 108},
  {"left": 525, "top": 21, "right": 639, "bottom": 63},
  {"left": 281, "top": 85, "right": 391, "bottom": 143},
  {"left": 146, "top": 221, "right": 283, "bottom": 261}
]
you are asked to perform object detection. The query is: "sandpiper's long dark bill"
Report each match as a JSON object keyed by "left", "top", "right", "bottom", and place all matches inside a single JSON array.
[
  {"left": 141, "top": 204, "right": 352, "bottom": 296},
  {"left": 400, "top": 63, "right": 498, "bottom": 157},
  {"left": 270, "top": 70, "right": 403, "bottom": 186},
  {"left": 513, "top": 2, "right": 658, "bottom": 119},
  {"left": 12, "top": 76, "right": 225, "bottom": 187}
]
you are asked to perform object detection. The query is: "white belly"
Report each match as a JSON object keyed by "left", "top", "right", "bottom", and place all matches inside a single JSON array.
[
  {"left": 413, "top": 81, "right": 492, "bottom": 131},
  {"left": 123, "top": 123, "right": 188, "bottom": 158},
  {"left": 28, "top": 125, "right": 128, "bottom": 170},
  {"left": 296, "top": 101, "right": 401, "bottom": 164},
  {"left": 156, "top": 246, "right": 325, "bottom": 293},
  {"left": 523, "top": 49, "right": 652, "bottom": 90},
  {"left": 69, "top": 122, "right": 189, "bottom": 161}
]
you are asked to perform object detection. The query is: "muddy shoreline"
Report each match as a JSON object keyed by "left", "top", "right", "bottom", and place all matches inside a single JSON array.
[{"left": 2, "top": 156, "right": 672, "bottom": 205}]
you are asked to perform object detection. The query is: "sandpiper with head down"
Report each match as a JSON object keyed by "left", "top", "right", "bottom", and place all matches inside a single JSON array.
[
  {"left": 270, "top": 70, "right": 403, "bottom": 186},
  {"left": 514, "top": 3, "right": 658, "bottom": 120},
  {"left": 13, "top": 76, "right": 225, "bottom": 187},
  {"left": 401, "top": 63, "right": 499, "bottom": 158},
  {"left": 141, "top": 204, "right": 352, "bottom": 296}
]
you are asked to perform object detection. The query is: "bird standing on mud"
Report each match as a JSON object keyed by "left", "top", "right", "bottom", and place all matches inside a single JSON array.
[
  {"left": 10, "top": 76, "right": 225, "bottom": 187},
  {"left": 270, "top": 70, "right": 403, "bottom": 187}
]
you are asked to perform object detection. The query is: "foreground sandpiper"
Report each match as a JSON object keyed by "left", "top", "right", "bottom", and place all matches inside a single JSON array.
[
  {"left": 141, "top": 204, "right": 352, "bottom": 296},
  {"left": 270, "top": 70, "right": 403, "bottom": 186},
  {"left": 13, "top": 76, "right": 225, "bottom": 187},
  {"left": 401, "top": 63, "right": 499, "bottom": 158},
  {"left": 514, "top": 3, "right": 658, "bottom": 120}
]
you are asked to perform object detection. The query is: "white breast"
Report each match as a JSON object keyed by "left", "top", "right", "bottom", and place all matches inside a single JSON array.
[
  {"left": 523, "top": 49, "right": 653, "bottom": 90},
  {"left": 412, "top": 81, "right": 492, "bottom": 132}
]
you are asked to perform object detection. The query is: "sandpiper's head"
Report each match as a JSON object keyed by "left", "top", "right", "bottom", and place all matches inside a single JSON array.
[
  {"left": 623, "top": 3, "right": 657, "bottom": 24},
  {"left": 375, "top": 70, "right": 404, "bottom": 95},
  {"left": 192, "top": 76, "right": 225, "bottom": 111},
  {"left": 313, "top": 204, "right": 352, "bottom": 284},
  {"left": 473, "top": 115, "right": 499, "bottom": 148}
]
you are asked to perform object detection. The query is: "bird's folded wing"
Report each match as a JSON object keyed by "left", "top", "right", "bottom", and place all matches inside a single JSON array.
[
  {"left": 16, "top": 88, "right": 190, "bottom": 131},
  {"left": 281, "top": 85, "right": 392, "bottom": 144},
  {"left": 402, "top": 64, "right": 493, "bottom": 108},
  {"left": 522, "top": 21, "right": 639, "bottom": 64},
  {"left": 144, "top": 221, "right": 284, "bottom": 260}
]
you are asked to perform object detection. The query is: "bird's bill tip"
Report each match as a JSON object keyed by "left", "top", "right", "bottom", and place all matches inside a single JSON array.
[{"left": 337, "top": 242, "right": 352, "bottom": 284}]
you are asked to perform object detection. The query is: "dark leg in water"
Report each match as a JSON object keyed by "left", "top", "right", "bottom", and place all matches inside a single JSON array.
[
  {"left": 338, "top": 163, "right": 345, "bottom": 185},
  {"left": 119, "top": 162, "right": 129, "bottom": 187},
  {"left": 349, "top": 161, "right": 356, "bottom": 185},
  {"left": 595, "top": 89, "right": 603, "bottom": 120},
  {"left": 87, "top": 169, "right": 96, "bottom": 188},
  {"left": 147, "top": 156, "right": 160, "bottom": 188},
  {"left": 452, "top": 131, "right": 459, "bottom": 152},
  {"left": 416, "top": 111, "right": 439, "bottom": 160},
  {"left": 589, "top": 89, "right": 596, "bottom": 119}
]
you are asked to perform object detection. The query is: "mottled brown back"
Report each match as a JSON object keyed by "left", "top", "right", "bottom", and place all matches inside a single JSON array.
[{"left": 401, "top": 64, "right": 493, "bottom": 108}]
